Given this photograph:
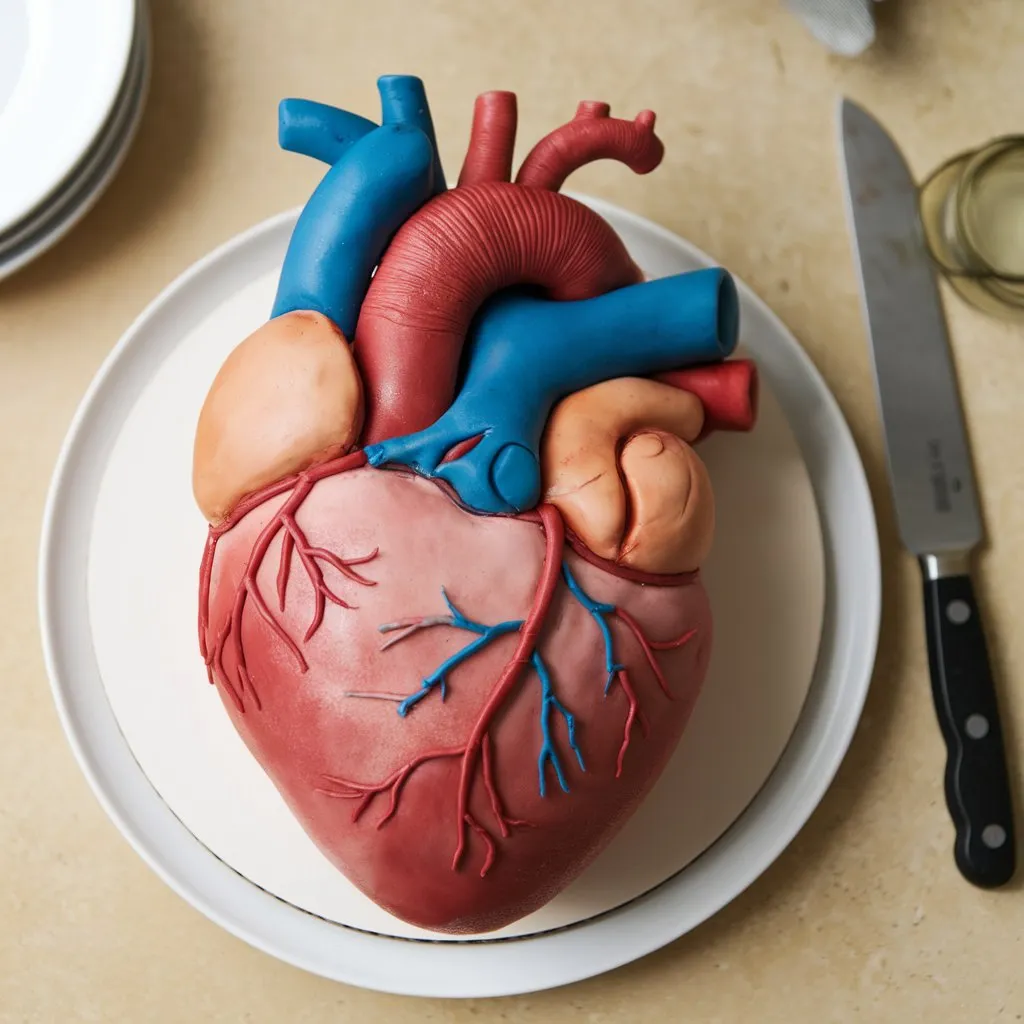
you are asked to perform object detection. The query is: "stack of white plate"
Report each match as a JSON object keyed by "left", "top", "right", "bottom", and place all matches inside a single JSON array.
[{"left": 0, "top": 0, "right": 150, "bottom": 281}]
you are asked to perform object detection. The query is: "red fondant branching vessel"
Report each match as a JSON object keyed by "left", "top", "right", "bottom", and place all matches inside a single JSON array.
[
  {"left": 313, "top": 504, "right": 697, "bottom": 875},
  {"left": 199, "top": 451, "right": 376, "bottom": 713}
]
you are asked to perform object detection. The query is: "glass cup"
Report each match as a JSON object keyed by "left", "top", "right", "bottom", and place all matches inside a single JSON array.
[{"left": 918, "top": 135, "right": 1024, "bottom": 321}]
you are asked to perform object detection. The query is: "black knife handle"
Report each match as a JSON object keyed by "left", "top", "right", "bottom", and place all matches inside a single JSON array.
[{"left": 922, "top": 569, "right": 1016, "bottom": 888}]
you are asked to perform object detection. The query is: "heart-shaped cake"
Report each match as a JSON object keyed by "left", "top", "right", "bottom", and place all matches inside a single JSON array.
[{"left": 193, "top": 76, "right": 758, "bottom": 934}]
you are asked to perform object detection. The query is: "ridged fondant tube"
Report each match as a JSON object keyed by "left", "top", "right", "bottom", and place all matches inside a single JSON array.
[
  {"left": 366, "top": 267, "right": 739, "bottom": 513},
  {"left": 353, "top": 182, "right": 644, "bottom": 444},
  {"left": 515, "top": 102, "right": 664, "bottom": 192},
  {"left": 458, "top": 91, "right": 518, "bottom": 186}
]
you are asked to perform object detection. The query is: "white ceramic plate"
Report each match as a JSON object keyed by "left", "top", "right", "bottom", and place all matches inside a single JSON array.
[
  {"left": 0, "top": 0, "right": 136, "bottom": 234},
  {"left": 40, "top": 201, "right": 880, "bottom": 997},
  {"left": 83, "top": 264, "right": 824, "bottom": 940},
  {"left": 0, "top": 1, "right": 149, "bottom": 279}
]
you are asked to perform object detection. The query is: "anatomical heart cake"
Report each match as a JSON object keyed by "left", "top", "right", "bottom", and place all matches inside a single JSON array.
[{"left": 193, "top": 76, "right": 758, "bottom": 934}]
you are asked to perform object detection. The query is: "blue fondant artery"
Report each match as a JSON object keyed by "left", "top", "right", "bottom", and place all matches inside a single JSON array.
[
  {"left": 367, "top": 268, "right": 739, "bottom": 514},
  {"left": 385, "top": 589, "right": 585, "bottom": 797},
  {"left": 562, "top": 562, "right": 623, "bottom": 694},
  {"left": 394, "top": 590, "right": 520, "bottom": 717},
  {"left": 272, "top": 76, "right": 445, "bottom": 339},
  {"left": 383, "top": 568, "right": 639, "bottom": 797}
]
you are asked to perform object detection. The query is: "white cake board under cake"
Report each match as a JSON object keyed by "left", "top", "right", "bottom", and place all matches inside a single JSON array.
[
  {"left": 85, "top": 276, "right": 824, "bottom": 942},
  {"left": 40, "top": 199, "right": 881, "bottom": 996}
]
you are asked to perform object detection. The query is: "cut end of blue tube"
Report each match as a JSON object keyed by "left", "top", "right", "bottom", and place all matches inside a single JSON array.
[{"left": 716, "top": 269, "right": 740, "bottom": 357}]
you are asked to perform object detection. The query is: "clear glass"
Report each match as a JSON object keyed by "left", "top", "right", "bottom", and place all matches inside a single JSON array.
[{"left": 918, "top": 136, "right": 1024, "bottom": 321}]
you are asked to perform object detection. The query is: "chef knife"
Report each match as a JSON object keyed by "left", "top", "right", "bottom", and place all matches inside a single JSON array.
[{"left": 839, "top": 98, "right": 1016, "bottom": 888}]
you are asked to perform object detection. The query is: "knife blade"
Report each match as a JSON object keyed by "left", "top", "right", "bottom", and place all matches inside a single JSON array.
[{"left": 839, "top": 97, "right": 1016, "bottom": 888}]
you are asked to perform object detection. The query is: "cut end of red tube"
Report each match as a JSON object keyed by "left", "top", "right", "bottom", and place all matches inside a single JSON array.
[{"left": 655, "top": 359, "right": 759, "bottom": 438}]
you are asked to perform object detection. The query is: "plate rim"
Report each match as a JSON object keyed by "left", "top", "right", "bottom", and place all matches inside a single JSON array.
[
  {"left": 0, "top": 3, "right": 151, "bottom": 280},
  {"left": 0, "top": 0, "right": 137, "bottom": 233},
  {"left": 38, "top": 201, "right": 881, "bottom": 998}
]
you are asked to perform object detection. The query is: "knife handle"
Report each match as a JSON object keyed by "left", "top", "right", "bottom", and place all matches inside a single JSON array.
[{"left": 921, "top": 568, "right": 1016, "bottom": 888}]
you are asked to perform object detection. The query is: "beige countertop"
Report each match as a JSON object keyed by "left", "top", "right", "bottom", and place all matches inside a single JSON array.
[{"left": 3, "top": 0, "right": 1023, "bottom": 1019}]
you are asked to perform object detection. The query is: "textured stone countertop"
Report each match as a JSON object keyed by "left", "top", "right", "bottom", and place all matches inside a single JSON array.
[{"left": 2, "top": 1, "right": 1022, "bottom": 1020}]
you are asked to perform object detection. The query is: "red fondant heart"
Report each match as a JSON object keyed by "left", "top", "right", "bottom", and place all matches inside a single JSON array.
[{"left": 201, "top": 458, "right": 710, "bottom": 934}]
